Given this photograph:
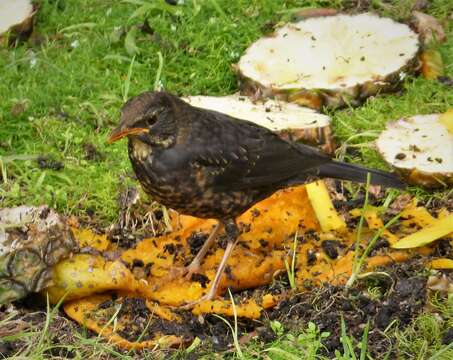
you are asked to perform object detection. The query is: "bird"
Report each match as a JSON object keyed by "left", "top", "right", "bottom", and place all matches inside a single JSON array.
[{"left": 108, "top": 91, "right": 404, "bottom": 304}]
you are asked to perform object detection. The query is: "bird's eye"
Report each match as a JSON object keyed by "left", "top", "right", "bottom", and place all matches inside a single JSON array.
[
  {"left": 143, "top": 107, "right": 162, "bottom": 127},
  {"left": 145, "top": 115, "right": 157, "bottom": 126}
]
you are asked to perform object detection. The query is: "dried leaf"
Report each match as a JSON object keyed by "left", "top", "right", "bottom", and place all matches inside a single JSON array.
[
  {"left": 412, "top": 11, "right": 446, "bottom": 45},
  {"left": 389, "top": 194, "right": 413, "bottom": 213},
  {"left": 10, "top": 101, "right": 28, "bottom": 117},
  {"left": 427, "top": 274, "right": 453, "bottom": 293},
  {"left": 293, "top": 8, "right": 338, "bottom": 19},
  {"left": 421, "top": 49, "right": 444, "bottom": 80}
]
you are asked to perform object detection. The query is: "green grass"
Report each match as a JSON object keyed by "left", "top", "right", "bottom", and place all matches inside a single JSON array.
[
  {"left": 1, "top": 0, "right": 452, "bottom": 224},
  {"left": 1, "top": 0, "right": 453, "bottom": 358}
]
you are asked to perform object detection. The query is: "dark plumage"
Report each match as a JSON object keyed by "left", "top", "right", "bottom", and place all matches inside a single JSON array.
[{"left": 108, "top": 91, "right": 403, "bottom": 303}]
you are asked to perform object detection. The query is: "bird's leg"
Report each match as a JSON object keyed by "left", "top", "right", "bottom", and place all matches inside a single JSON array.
[
  {"left": 182, "top": 220, "right": 239, "bottom": 308},
  {"left": 202, "top": 234, "right": 236, "bottom": 301},
  {"left": 167, "top": 221, "right": 221, "bottom": 280},
  {"left": 183, "top": 221, "right": 222, "bottom": 280}
]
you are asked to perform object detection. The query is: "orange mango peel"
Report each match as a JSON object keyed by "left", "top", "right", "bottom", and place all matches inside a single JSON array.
[{"left": 43, "top": 182, "right": 451, "bottom": 349}]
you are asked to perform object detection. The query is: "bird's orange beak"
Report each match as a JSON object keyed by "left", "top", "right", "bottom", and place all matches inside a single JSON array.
[{"left": 107, "top": 127, "right": 149, "bottom": 144}]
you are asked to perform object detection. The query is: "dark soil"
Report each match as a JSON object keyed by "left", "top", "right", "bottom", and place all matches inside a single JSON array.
[
  {"left": 265, "top": 261, "right": 429, "bottom": 358},
  {"left": 86, "top": 293, "right": 261, "bottom": 354},
  {"left": 321, "top": 240, "right": 343, "bottom": 259},
  {"left": 83, "top": 142, "right": 105, "bottom": 162},
  {"left": 0, "top": 297, "right": 90, "bottom": 358},
  {"left": 187, "top": 231, "right": 209, "bottom": 256},
  {"left": 443, "top": 327, "right": 453, "bottom": 345},
  {"left": 36, "top": 155, "right": 64, "bottom": 170}
]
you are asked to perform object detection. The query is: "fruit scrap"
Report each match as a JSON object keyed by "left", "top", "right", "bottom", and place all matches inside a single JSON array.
[
  {"left": 41, "top": 187, "right": 449, "bottom": 349},
  {"left": 192, "top": 298, "right": 263, "bottom": 319},
  {"left": 237, "top": 13, "right": 420, "bottom": 109},
  {"left": 47, "top": 254, "right": 142, "bottom": 302},
  {"left": 376, "top": 113, "right": 453, "bottom": 188},
  {"left": 64, "top": 294, "right": 184, "bottom": 350},
  {"left": 421, "top": 49, "right": 444, "bottom": 80},
  {"left": 306, "top": 180, "right": 346, "bottom": 232},
  {"left": 392, "top": 214, "right": 453, "bottom": 249},
  {"left": 0, "top": 0, "right": 35, "bottom": 46},
  {"left": 430, "top": 258, "right": 453, "bottom": 270},
  {"left": 0, "top": 206, "right": 76, "bottom": 304},
  {"left": 72, "top": 227, "right": 110, "bottom": 251},
  {"left": 350, "top": 206, "right": 399, "bottom": 244}
]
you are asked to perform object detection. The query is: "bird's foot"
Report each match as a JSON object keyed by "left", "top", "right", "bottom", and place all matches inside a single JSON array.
[
  {"left": 180, "top": 289, "right": 218, "bottom": 310},
  {"left": 166, "top": 260, "right": 201, "bottom": 282}
]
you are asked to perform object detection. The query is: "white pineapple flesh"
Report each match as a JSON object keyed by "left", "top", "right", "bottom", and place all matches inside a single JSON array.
[
  {"left": 0, "top": 0, "right": 33, "bottom": 35},
  {"left": 376, "top": 114, "right": 453, "bottom": 187}
]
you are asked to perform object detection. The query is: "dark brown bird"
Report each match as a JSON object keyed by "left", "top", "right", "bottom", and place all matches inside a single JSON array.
[{"left": 108, "top": 91, "right": 403, "bottom": 303}]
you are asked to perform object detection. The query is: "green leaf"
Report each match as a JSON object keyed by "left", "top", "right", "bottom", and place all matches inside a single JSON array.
[
  {"left": 124, "top": 26, "right": 140, "bottom": 56},
  {"left": 128, "top": 4, "right": 153, "bottom": 21}
]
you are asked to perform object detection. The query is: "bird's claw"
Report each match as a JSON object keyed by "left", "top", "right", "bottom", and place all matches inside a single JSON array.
[
  {"left": 166, "top": 261, "right": 201, "bottom": 282},
  {"left": 180, "top": 292, "right": 218, "bottom": 310}
]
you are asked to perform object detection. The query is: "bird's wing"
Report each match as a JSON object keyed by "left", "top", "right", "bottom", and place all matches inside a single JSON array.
[{"left": 187, "top": 108, "right": 332, "bottom": 192}]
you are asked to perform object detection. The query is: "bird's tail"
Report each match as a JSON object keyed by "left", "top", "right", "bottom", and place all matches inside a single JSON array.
[{"left": 317, "top": 161, "right": 405, "bottom": 189}]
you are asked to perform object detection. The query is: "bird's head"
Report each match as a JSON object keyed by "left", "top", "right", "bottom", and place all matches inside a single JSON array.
[{"left": 107, "top": 91, "right": 178, "bottom": 146}]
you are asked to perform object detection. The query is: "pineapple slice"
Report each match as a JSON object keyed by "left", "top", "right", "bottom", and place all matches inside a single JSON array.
[
  {"left": 0, "top": 0, "right": 34, "bottom": 45},
  {"left": 376, "top": 113, "right": 453, "bottom": 187},
  {"left": 237, "top": 13, "right": 420, "bottom": 110},
  {"left": 0, "top": 206, "right": 76, "bottom": 304},
  {"left": 184, "top": 94, "right": 334, "bottom": 153}
]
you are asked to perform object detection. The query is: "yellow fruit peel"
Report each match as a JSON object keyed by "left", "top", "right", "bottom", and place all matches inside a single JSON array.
[
  {"left": 64, "top": 295, "right": 184, "bottom": 350},
  {"left": 47, "top": 254, "right": 142, "bottom": 302},
  {"left": 41, "top": 185, "right": 448, "bottom": 350},
  {"left": 430, "top": 258, "right": 453, "bottom": 269},
  {"left": 72, "top": 228, "right": 110, "bottom": 251},
  {"left": 392, "top": 214, "right": 453, "bottom": 249},
  {"left": 306, "top": 180, "right": 346, "bottom": 232}
]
